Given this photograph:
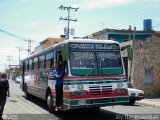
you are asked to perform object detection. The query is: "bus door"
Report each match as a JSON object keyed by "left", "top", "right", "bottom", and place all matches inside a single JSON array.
[
  {"left": 56, "top": 51, "right": 63, "bottom": 63},
  {"left": 55, "top": 51, "right": 64, "bottom": 100}
]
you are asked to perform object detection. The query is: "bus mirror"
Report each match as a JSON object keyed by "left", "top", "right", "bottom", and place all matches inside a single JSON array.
[
  {"left": 62, "top": 44, "right": 68, "bottom": 61},
  {"left": 128, "top": 47, "right": 133, "bottom": 61},
  {"left": 121, "top": 45, "right": 133, "bottom": 61}
]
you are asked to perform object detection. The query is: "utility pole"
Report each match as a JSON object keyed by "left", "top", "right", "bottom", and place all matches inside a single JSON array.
[
  {"left": 24, "top": 40, "right": 34, "bottom": 56},
  {"left": 59, "top": 5, "right": 79, "bottom": 39},
  {"left": 16, "top": 47, "right": 23, "bottom": 65},
  {"left": 7, "top": 55, "right": 13, "bottom": 68}
]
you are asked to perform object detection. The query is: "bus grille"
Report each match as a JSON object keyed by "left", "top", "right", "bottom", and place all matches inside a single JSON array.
[{"left": 89, "top": 85, "right": 112, "bottom": 96}]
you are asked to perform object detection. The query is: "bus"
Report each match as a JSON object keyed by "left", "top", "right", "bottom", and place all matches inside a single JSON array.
[{"left": 20, "top": 39, "right": 129, "bottom": 112}]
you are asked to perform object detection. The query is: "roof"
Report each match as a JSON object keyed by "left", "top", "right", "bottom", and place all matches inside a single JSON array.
[
  {"left": 21, "top": 39, "right": 119, "bottom": 61},
  {"left": 88, "top": 28, "right": 154, "bottom": 36},
  {"left": 62, "top": 39, "right": 119, "bottom": 44},
  {"left": 40, "top": 37, "right": 65, "bottom": 44}
]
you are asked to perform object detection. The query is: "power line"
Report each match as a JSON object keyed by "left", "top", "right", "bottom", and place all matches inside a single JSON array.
[
  {"left": 0, "top": 28, "right": 33, "bottom": 41},
  {"left": 59, "top": 5, "right": 79, "bottom": 39},
  {"left": 0, "top": 28, "right": 35, "bottom": 55}
]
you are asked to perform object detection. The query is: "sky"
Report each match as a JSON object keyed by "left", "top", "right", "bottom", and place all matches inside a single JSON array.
[{"left": 0, "top": 0, "right": 160, "bottom": 72}]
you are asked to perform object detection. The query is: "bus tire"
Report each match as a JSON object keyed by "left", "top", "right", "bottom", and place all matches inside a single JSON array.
[
  {"left": 24, "top": 84, "right": 31, "bottom": 100},
  {"left": 129, "top": 99, "right": 136, "bottom": 105},
  {"left": 90, "top": 107, "right": 100, "bottom": 110},
  {"left": 47, "top": 91, "right": 54, "bottom": 113}
]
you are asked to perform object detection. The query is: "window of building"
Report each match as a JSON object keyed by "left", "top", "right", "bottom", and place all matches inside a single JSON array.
[
  {"left": 29, "top": 59, "right": 32, "bottom": 70},
  {"left": 33, "top": 57, "right": 38, "bottom": 70},
  {"left": 25, "top": 60, "right": 29, "bottom": 70},
  {"left": 46, "top": 52, "right": 54, "bottom": 69},
  {"left": 144, "top": 68, "right": 153, "bottom": 84},
  {"left": 39, "top": 55, "right": 45, "bottom": 69}
]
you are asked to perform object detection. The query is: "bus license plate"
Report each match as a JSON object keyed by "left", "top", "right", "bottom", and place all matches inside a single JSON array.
[{"left": 78, "top": 100, "right": 86, "bottom": 105}]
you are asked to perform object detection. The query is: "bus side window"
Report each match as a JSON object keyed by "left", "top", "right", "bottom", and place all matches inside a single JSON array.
[
  {"left": 39, "top": 55, "right": 45, "bottom": 69},
  {"left": 26, "top": 60, "right": 29, "bottom": 71},
  {"left": 56, "top": 53, "right": 62, "bottom": 62},
  {"left": 46, "top": 52, "right": 54, "bottom": 69},
  {"left": 33, "top": 57, "right": 38, "bottom": 70},
  {"left": 29, "top": 59, "right": 32, "bottom": 70}
]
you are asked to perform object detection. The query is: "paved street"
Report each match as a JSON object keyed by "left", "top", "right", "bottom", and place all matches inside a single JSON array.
[{"left": 2, "top": 80, "right": 160, "bottom": 120}]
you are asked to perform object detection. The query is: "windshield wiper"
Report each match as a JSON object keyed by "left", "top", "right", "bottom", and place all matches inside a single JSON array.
[
  {"left": 100, "top": 58, "right": 104, "bottom": 76},
  {"left": 91, "top": 64, "right": 95, "bottom": 75},
  {"left": 100, "top": 65, "right": 103, "bottom": 76},
  {"left": 83, "top": 64, "right": 95, "bottom": 78},
  {"left": 83, "top": 69, "right": 94, "bottom": 78}
]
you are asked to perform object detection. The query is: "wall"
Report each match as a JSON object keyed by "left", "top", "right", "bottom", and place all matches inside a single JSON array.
[
  {"left": 121, "top": 35, "right": 160, "bottom": 97},
  {"left": 132, "top": 36, "right": 160, "bottom": 97}
]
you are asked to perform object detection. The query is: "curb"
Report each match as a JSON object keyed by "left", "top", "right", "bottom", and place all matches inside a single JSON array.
[{"left": 136, "top": 101, "right": 160, "bottom": 109}]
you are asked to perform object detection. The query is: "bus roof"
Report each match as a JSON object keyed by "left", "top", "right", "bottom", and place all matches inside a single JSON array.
[
  {"left": 62, "top": 39, "right": 119, "bottom": 44},
  {"left": 21, "top": 39, "right": 119, "bottom": 62}
]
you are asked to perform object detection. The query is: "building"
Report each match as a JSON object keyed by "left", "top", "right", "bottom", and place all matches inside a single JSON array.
[
  {"left": 40, "top": 37, "right": 65, "bottom": 49},
  {"left": 6, "top": 65, "right": 20, "bottom": 80},
  {"left": 35, "top": 37, "right": 65, "bottom": 52},
  {"left": 83, "top": 28, "right": 153, "bottom": 43},
  {"left": 35, "top": 45, "right": 43, "bottom": 52},
  {"left": 121, "top": 34, "right": 160, "bottom": 97}
]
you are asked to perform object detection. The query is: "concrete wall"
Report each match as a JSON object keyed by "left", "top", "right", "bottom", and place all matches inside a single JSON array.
[
  {"left": 132, "top": 36, "right": 160, "bottom": 97},
  {"left": 121, "top": 35, "right": 160, "bottom": 97}
]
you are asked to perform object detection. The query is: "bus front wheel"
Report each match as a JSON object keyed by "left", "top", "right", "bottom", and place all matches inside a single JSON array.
[
  {"left": 129, "top": 98, "right": 136, "bottom": 105},
  {"left": 47, "top": 91, "right": 54, "bottom": 113},
  {"left": 24, "top": 85, "right": 31, "bottom": 100}
]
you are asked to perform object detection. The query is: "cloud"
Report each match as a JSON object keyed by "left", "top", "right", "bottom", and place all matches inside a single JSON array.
[
  {"left": 0, "top": 47, "right": 28, "bottom": 72},
  {"left": 78, "top": 0, "right": 133, "bottom": 10}
]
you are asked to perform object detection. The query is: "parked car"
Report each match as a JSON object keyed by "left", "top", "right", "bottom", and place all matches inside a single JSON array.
[
  {"left": 20, "top": 75, "right": 31, "bottom": 89},
  {"left": 127, "top": 82, "right": 144, "bottom": 105},
  {"left": 15, "top": 76, "right": 22, "bottom": 83}
]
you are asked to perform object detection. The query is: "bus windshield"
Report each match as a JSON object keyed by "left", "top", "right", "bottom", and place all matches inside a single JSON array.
[{"left": 70, "top": 51, "right": 123, "bottom": 76}]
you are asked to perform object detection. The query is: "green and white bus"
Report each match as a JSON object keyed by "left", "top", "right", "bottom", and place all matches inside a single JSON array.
[{"left": 20, "top": 39, "right": 129, "bottom": 112}]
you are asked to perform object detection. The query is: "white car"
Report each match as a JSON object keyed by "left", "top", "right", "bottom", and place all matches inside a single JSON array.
[
  {"left": 127, "top": 82, "right": 144, "bottom": 105},
  {"left": 15, "top": 76, "right": 22, "bottom": 83}
]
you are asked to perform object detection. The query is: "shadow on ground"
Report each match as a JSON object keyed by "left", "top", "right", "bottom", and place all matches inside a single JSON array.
[{"left": 22, "top": 95, "right": 135, "bottom": 120}]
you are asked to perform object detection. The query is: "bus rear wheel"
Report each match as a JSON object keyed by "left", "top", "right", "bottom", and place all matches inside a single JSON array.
[
  {"left": 47, "top": 91, "right": 54, "bottom": 113},
  {"left": 91, "top": 107, "right": 100, "bottom": 110}
]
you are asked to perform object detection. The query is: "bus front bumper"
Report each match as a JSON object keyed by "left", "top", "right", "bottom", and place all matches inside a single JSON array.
[{"left": 63, "top": 96, "right": 129, "bottom": 110}]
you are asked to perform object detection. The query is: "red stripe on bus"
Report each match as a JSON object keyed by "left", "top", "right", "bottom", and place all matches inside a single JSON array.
[{"left": 63, "top": 90, "right": 128, "bottom": 99}]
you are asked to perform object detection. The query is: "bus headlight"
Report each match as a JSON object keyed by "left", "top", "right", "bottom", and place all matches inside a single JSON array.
[
  {"left": 115, "top": 88, "right": 127, "bottom": 93},
  {"left": 75, "top": 90, "right": 87, "bottom": 96},
  {"left": 70, "top": 90, "right": 87, "bottom": 96}
]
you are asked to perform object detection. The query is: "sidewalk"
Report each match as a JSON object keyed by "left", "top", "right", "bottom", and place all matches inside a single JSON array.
[{"left": 136, "top": 98, "right": 160, "bottom": 109}]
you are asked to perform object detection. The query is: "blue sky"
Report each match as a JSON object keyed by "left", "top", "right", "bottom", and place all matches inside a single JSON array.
[{"left": 0, "top": 0, "right": 160, "bottom": 72}]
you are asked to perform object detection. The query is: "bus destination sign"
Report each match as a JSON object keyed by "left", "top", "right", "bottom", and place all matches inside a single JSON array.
[{"left": 69, "top": 43, "right": 119, "bottom": 50}]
